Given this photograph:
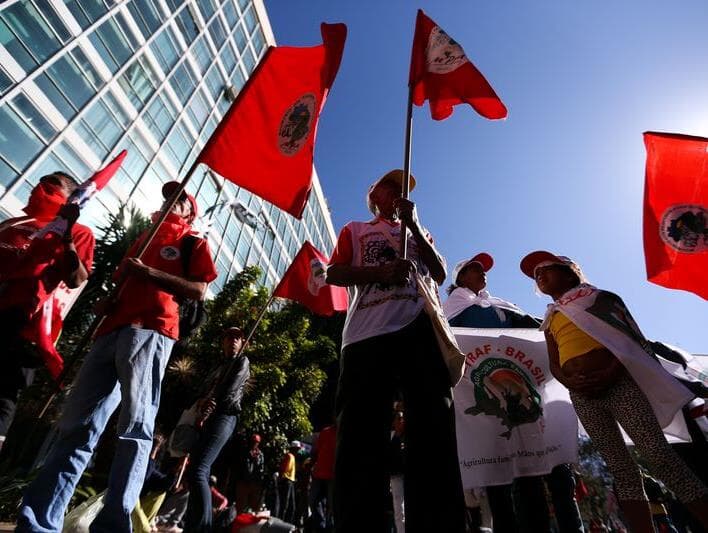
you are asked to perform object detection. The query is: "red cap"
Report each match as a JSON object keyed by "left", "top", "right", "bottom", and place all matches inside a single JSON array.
[{"left": 520, "top": 250, "right": 574, "bottom": 278}]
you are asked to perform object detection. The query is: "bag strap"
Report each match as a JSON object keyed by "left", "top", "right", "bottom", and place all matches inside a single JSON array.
[{"left": 180, "top": 234, "right": 198, "bottom": 278}]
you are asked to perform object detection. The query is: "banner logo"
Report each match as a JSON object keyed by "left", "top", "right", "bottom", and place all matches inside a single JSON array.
[
  {"left": 426, "top": 26, "right": 467, "bottom": 74},
  {"left": 307, "top": 258, "right": 327, "bottom": 295},
  {"left": 466, "top": 358, "right": 543, "bottom": 439},
  {"left": 278, "top": 93, "right": 316, "bottom": 156},
  {"left": 659, "top": 204, "right": 708, "bottom": 253}
]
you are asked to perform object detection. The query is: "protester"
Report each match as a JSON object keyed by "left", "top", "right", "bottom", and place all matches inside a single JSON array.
[
  {"left": 444, "top": 253, "right": 538, "bottom": 328},
  {"left": 18, "top": 182, "right": 217, "bottom": 532},
  {"left": 132, "top": 434, "right": 174, "bottom": 533},
  {"left": 326, "top": 169, "right": 466, "bottom": 532},
  {"left": 444, "top": 252, "right": 583, "bottom": 532},
  {"left": 521, "top": 250, "right": 708, "bottom": 532},
  {"left": 235, "top": 433, "right": 266, "bottom": 513},
  {"left": 0, "top": 172, "right": 94, "bottom": 449},
  {"left": 277, "top": 441, "right": 299, "bottom": 524},
  {"left": 209, "top": 475, "right": 229, "bottom": 513},
  {"left": 185, "top": 326, "right": 250, "bottom": 533},
  {"left": 308, "top": 423, "right": 336, "bottom": 532},
  {"left": 155, "top": 485, "right": 190, "bottom": 533}
]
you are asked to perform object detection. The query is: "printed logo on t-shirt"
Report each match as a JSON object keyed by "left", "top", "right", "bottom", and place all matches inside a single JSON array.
[
  {"left": 356, "top": 229, "right": 419, "bottom": 310},
  {"left": 160, "top": 246, "right": 181, "bottom": 260}
]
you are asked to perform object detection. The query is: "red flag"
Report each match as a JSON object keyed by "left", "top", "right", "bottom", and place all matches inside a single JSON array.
[
  {"left": 273, "top": 241, "right": 348, "bottom": 316},
  {"left": 643, "top": 131, "right": 708, "bottom": 300},
  {"left": 90, "top": 149, "right": 127, "bottom": 191},
  {"left": 409, "top": 9, "right": 507, "bottom": 121},
  {"left": 196, "top": 24, "right": 346, "bottom": 218}
]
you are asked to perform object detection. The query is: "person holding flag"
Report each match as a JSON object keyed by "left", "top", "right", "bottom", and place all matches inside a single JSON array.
[
  {"left": 326, "top": 170, "right": 466, "bottom": 533},
  {"left": 521, "top": 250, "right": 708, "bottom": 532},
  {"left": 185, "top": 326, "right": 250, "bottom": 533},
  {"left": 18, "top": 181, "right": 217, "bottom": 533},
  {"left": 0, "top": 171, "right": 95, "bottom": 452}
]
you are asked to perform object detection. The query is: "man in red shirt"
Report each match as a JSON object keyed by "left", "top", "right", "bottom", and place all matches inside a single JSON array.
[
  {"left": 0, "top": 171, "right": 94, "bottom": 450},
  {"left": 19, "top": 182, "right": 218, "bottom": 533}
]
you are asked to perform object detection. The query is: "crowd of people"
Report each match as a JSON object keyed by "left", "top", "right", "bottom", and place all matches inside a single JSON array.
[{"left": 0, "top": 168, "right": 707, "bottom": 533}]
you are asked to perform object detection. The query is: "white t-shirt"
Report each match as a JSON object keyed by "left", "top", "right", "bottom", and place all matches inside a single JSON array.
[{"left": 329, "top": 217, "right": 433, "bottom": 347}]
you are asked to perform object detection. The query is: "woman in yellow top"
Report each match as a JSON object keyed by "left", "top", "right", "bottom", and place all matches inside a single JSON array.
[{"left": 520, "top": 250, "right": 708, "bottom": 533}]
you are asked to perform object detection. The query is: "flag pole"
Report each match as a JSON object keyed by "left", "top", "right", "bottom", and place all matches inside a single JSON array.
[
  {"left": 399, "top": 85, "right": 414, "bottom": 259},
  {"left": 240, "top": 293, "right": 275, "bottom": 355},
  {"left": 39, "top": 159, "right": 203, "bottom": 416}
]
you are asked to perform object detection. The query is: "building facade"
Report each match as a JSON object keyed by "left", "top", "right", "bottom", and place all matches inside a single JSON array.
[{"left": 0, "top": 0, "right": 337, "bottom": 293}]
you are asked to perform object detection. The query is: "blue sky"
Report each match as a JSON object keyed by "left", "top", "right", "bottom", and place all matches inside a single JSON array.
[{"left": 265, "top": 0, "right": 708, "bottom": 353}]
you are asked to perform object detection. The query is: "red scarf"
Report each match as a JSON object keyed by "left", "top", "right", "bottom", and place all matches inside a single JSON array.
[
  {"left": 23, "top": 182, "right": 67, "bottom": 223},
  {"left": 148, "top": 212, "right": 194, "bottom": 244}
]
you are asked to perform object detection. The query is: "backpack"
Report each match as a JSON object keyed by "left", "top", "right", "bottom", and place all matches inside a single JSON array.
[{"left": 178, "top": 235, "right": 208, "bottom": 339}]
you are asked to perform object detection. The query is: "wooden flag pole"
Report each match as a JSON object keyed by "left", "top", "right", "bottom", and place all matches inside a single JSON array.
[
  {"left": 399, "top": 86, "right": 414, "bottom": 259},
  {"left": 39, "top": 159, "right": 203, "bottom": 417}
]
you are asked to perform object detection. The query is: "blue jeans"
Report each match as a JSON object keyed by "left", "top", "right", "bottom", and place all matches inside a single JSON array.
[
  {"left": 184, "top": 412, "right": 237, "bottom": 533},
  {"left": 17, "top": 326, "right": 174, "bottom": 533}
]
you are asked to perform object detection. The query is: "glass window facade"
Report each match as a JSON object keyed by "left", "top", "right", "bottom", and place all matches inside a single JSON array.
[
  {"left": 0, "top": 0, "right": 336, "bottom": 294},
  {"left": 64, "top": 0, "right": 109, "bottom": 29},
  {"left": 1, "top": 1, "right": 64, "bottom": 72},
  {"left": 90, "top": 16, "right": 135, "bottom": 73}
]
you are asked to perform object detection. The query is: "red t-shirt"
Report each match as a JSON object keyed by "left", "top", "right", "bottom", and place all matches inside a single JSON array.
[
  {"left": 0, "top": 216, "right": 95, "bottom": 317},
  {"left": 97, "top": 221, "right": 217, "bottom": 340},
  {"left": 312, "top": 424, "right": 336, "bottom": 480}
]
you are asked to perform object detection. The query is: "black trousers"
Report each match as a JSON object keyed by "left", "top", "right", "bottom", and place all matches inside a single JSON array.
[
  {"left": 0, "top": 307, "right": 37, "bottom": 438},
  {"left": 487, "top": 464, "right": 584, "bottom": 533},
  {"left": 334, "top": 312, "right": 466, "bottom": 533}
]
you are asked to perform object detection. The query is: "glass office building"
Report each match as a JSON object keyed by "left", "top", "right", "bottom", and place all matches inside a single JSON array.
[{"left": 0, "top": 0, "right": 337, "bottom": 292}]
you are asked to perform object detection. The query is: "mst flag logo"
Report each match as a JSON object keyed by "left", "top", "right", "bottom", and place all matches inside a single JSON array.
[
  {"left": 278, "top": 93, "right": 317, "bottom": 156},
  {"left": 466, "top": 358, "right": 543, "bottom": 440},
  {"left": 426, "top": 26, "right": 467, "bottom": 74},
  {"left": 660, "top": 204, "right": 708, "bottom": 253},
  {"left": 307, "top": 257, "right": 327, "bottom": 295}
]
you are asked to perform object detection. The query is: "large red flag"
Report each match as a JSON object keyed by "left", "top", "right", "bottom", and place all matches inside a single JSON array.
[
  {"left": 196, "top": 23, "right": 346, "bottom": 218},
  {"left": 409, "top": 9, "right": 507, "bottom": 121},
  {"left": 273, "top": 241, "right": 348, "bottom": 316},
  {"left": 643, "top": 131, "right": 708, "bottom": 300}
]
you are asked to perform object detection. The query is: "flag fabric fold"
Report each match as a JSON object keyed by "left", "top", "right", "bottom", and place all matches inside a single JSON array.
[
  {"left": 196, "top": 23, "right": 347, "bottom": 218},
  {"left": 643, "top": 131, "right": 708, "bottom": 300},
  {"left": 273, "top": 241, "right": 348, "bottom": 316},
  {"left": 409, "top": 9, "right": 507, "bottom": 121}
]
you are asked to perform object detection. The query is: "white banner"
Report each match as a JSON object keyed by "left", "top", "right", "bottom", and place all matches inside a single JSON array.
[{"left": 453, "top": 328, "right": 579, "bottom": 489}]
